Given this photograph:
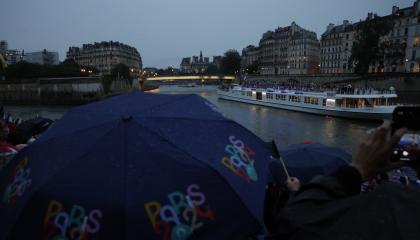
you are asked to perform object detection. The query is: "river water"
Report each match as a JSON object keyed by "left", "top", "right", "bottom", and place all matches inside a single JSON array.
[
  {"left": 154, "top": 85, "right": 378, "bottom": 155},
  {"left": 3, "top": 85, "right": 379, "bottom": 155}
]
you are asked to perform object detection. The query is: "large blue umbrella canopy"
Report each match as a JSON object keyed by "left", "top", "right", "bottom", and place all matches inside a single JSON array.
[
  {"left": 279, "top": 143, "right": 351, "bottom": 184},
  {"left": 0, "top": 91, "right": 272, "bottom": 240}
]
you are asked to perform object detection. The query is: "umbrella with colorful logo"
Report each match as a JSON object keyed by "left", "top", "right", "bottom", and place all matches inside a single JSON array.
[{"left": 0, "top": 91, "right": 273, "bottom": 240}]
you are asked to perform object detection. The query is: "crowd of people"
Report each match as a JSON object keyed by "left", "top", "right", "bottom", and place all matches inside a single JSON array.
[
  {"left": 0, "top": 108, "right": 53, "bottom": 172},
  {"left": 237, "top": 79, "right": 395, "bottom": 95}
]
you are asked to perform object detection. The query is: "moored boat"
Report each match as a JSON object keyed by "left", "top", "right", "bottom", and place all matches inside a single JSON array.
[{"left": 217, "top": 85, "right": 398, "bottom": 120}]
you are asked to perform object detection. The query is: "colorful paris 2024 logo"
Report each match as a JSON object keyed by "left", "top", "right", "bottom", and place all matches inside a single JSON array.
[
  {"left": 43, "top": 200, "right": 103, "bottom": 240},
  {"left": 2, "top": 157, "right": 32, "bottom": 206},
  {"left": 220, "top": 136, "right": 258, "bottom": 182},
  {"left": 144, "top": 184, "right": 215, "bottom": 240}
]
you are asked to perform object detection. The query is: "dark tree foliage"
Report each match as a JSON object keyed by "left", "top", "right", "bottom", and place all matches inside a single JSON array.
[
  {"left": 245, "top": 62, "right": 259, "bottom": 74},
  {"left": 206, "top": 64, "right": 221, "bottom": 74},
  {"left": 349, "top": 16, "right": 394, "bottom": 75},
  {"left": 220, "top": 50, "right": 241, "bottom": 75},
  {"left": 156, "top": 67, "right": 176, "bottom": 76},
  {"left": 110, "top": 63, "right": 130, "bottom": 79},
  {"left": 4, "top": 60, "right": 95, "bottom": 79}
]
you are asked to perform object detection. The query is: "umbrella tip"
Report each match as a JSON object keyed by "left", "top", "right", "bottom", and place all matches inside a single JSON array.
[{"left": 122, "top": 115, "right": 133, "bottom": 122}]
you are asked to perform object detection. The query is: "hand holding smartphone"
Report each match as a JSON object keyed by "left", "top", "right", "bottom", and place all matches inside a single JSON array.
[{"left": 392, "top": 106, "right": 420, "bottom": 162}]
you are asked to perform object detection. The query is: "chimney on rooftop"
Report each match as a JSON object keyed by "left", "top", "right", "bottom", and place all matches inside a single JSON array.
[
  {"left": 367, "top": 12, "right": 374, "bottom": 20},
  {"left": 392, "top": 6, "right": 400, "bottom": 15},
  {"left": 415, "top": 1, "right": 420, "bottom": 14},
  {"left": 343, "top": 20, "right": 349, "bottom": 26},
  {"left": 326, "top": 23, "right": 335, "bottom": 32}
]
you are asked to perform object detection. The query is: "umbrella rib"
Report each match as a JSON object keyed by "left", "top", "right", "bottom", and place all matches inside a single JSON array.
[
  {"left": 133, "top": 119, "right": 264, "bottom": 226},
  {"left": 34, "top": 119, "right": 118, "bottom": 145}
]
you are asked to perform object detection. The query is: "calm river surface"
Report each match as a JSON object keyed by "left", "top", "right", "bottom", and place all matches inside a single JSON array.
[
  {"left": 156, "top": 85, "right": 378, "bottom": 155},
  {"left": 4, "top": 85, "right": 379, "bottom": 155}
]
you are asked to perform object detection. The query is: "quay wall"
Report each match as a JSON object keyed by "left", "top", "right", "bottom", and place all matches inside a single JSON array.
[
  {"left": 243, "top": 74, "right": 420, "bottom": 104},
  {"left": 0, "top": 77, "right": 137, "bottom": 105}
]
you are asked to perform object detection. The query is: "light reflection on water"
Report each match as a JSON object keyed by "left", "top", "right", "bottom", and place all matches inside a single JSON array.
[{"left": 157, "top": 85, "right": 378, "bottom": 155}]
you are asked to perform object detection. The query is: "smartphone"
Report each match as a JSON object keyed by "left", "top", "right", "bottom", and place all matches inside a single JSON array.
[{"left": 392, "top": 106, "right": 420, "bottom": 161}]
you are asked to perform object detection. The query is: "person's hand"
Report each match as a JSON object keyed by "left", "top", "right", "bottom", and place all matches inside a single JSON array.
[
  {"left": 286, "top": 177, "right": 301, "bottom": 192},
  {"left": 352, "top": 121, "right": 407, "bottom": 180}
]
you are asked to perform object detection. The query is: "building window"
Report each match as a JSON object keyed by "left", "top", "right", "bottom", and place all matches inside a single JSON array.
[{"left": 405, "top": 28, "right": 408, "bottom": 36}]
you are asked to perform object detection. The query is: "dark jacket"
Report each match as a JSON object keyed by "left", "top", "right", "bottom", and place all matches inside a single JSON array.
[{"left": 268, "top": 166, "right": 420, "bottom": 240}]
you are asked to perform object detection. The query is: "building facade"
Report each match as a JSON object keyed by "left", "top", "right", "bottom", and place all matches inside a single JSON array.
[
  {"left": 258, "top": 22, "right": 320, "bottom": 75},
  {"left": 370, "top": 1, "right": 420, "bottom": 73},
  {"left": 322, "top": 1, "right": 420, "bottom": 74},
  {"left": 66, "top": 41, "right": 142, "bottom": 75},
  {"left": 241, "top": 45, "right": 260, "bottom": 69},
  {"left": 320, "top": 20, "right": 355, "bottom": 74},
  {"left": 0, "top": 41, "right": 23, "bottom": 65},
  {"left": 23, "top": 49, "right": 59, "bottom": 65},
  {"left": 179, "top": 51, "right": 221, "bottom": 73},
  {"left": 0, "top": 40, "right": 8, "bottom": 52}
]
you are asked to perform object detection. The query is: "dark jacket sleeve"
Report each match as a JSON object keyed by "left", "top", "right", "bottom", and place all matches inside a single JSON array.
[{"left": 267, "top": 165, "right": 362, "bottom": 240}]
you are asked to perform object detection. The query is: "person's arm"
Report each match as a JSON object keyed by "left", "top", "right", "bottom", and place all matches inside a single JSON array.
[{"left": 269, "top": 121, "right": 407, "bottom": 239}]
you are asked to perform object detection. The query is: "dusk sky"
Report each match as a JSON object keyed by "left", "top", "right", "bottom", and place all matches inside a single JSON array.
[{"left": 2, "top": 0, "right": 414, "bottom": 68}]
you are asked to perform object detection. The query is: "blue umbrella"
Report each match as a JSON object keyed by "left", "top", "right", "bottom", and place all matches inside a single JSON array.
[
  {"left": 279, "top": 143, "right": 351, "bottom": 184},
  {"left": 0, "top": 91, "right": 272, "bottom": 240}
]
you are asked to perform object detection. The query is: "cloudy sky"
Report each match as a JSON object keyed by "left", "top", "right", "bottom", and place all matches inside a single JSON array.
[{"left": 2, "top": 0, "right": 414, "bottom": 68}]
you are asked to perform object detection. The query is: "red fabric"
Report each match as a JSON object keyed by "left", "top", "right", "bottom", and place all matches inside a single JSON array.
[
  {"left": 0, "top": 141, "right": 18, "bottom": 154},
  {"left": 7, "top": 123, "right": 17, "bottom": 136}
]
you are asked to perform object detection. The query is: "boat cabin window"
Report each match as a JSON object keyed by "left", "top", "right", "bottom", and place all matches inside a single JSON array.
[
  {"left": 256, "top": 92, "right": 262, "bottom": 100},
  {"left": 326, "top": 99, "right": 336, "bottom": 107},
  {"left": 266, "top": 93, "right": 273, "bottom": 99},
  {"left": 304, "top": 97, "right": 319, "bottom": 105},
  {"left": 289, "top": 95, "right": 301, "bottom": 103},
  {"left": 276, "top": 94, "right": 286, "bottom": 101},
  {"left": 246, "top": 92, "right": 252, "bottom": 97}
]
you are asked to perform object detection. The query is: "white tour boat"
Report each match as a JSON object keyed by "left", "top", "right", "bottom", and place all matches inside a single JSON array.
[{"left": 217, "top": 85, "right": 398, "bottom": 120}]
